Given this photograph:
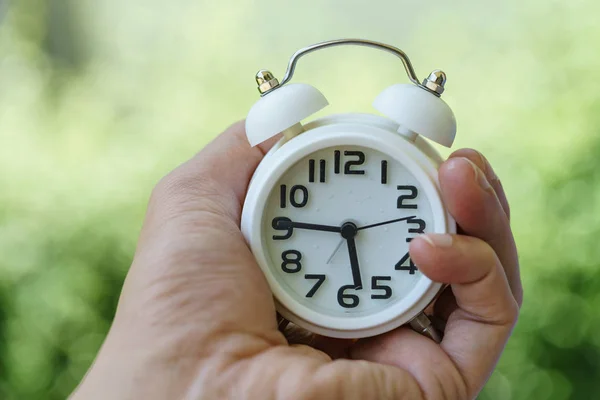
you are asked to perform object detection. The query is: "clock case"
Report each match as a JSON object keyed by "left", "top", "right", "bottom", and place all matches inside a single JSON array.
[
  {"left": 241, "top": 114, "right": 456, "bottom": 338},
  {"left": 240, "top": 39, "right": 457, "bottom": 339}
]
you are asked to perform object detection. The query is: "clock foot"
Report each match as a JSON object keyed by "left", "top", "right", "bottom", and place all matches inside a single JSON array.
[
  {"left": 409, "top": 313, "right": 442, "bottom": 343},
  {"left": 277, "top": 314, "right": 290, "bottom": 332}
]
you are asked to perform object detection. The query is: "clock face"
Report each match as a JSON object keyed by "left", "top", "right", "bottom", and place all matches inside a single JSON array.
[{"left": 263, "top": 145, "right": 433, "bottom": 318}]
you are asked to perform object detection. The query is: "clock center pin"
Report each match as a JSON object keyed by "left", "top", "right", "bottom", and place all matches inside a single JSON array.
[{"left": 341, "top": 222, "right": 358, "bottom": 239}]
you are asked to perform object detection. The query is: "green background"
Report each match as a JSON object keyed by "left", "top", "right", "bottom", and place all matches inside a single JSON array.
[{"left": 1, "top": 1, "right": 598, "bottom": 398}]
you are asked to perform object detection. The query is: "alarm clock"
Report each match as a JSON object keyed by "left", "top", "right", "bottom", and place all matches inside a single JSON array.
[{"left": 241, "top": 39, "right": 457, "bottom": 341}]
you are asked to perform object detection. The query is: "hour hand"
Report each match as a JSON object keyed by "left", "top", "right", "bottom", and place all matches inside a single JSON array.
[{"left": 273, "top": 217, "right": 342, "bottom": 233}]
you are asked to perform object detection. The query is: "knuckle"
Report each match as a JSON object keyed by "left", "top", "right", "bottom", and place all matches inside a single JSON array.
[
  {"left": 479, "top": 239, "right": 499, "bottom": 261},
  {"left": 428, "top": 366, "right": 469, "bottom": 400},
  {"left": 150, "top": 164, "right": 235, "bottom": 221},
  {"left": 153, "top": 164, "right": 215, "bottom": 200},
  {"left": 503, "top": 296, "right": 520, "bottom": 327}
]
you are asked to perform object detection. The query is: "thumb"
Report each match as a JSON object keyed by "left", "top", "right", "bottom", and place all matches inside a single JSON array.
[{"left": 117, "top": 122, "right": 281, "bottom": 338}]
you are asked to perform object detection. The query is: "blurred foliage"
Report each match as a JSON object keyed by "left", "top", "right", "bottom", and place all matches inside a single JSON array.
[{"left": 1, "top": 0, "right": 599, "bottom": 398}]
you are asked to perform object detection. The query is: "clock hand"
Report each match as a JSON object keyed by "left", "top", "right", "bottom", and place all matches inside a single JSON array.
[
  {"left": 341, "top": 222, "right": 362, "bottom": 290},
  {"left": 276, "top": 219, "right": 342, "bottom": 233},
  {"left": 326, "top": 238, "right": 345, "bottom": 264},
  {"left": 357, "top": 215, "right": 417, "bottom": 231},
  {"left": 346, "top": 236, "right": 362, "bottom": 290}
]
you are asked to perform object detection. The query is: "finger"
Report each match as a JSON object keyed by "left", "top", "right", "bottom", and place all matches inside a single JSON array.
[
  {"left": 240, "top": 346, "right": 424, "bottom": 399},
  {"left": 449, "top": 148, "right": 510, "bottom": 220},
  {"left": 306, "top": 359, "right": 424, "bottom": 399},
  {"left": 433, "top": 149, "right": 511, "bottom": 322},
  {"left": 350, "top": 234, "right": 518, "bottom": 399},
  {"left": 439, "top": 156, "right": 522, "bottom": 305},
  {"left": 410, "top": 233, "right": 519, "bottom": 397},
  {"left": 145, "top": 121, "right": 279, "bottom": 228},
  {"left": 350, "top": 327, "right": 465, "bottom": 399}
]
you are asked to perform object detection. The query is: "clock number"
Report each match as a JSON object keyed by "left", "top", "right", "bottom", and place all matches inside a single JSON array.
[
  {"left": 290, "top": 185, "right": 309, "bottom": 207},
  {"left": 305, "top": 274, "right": 326, "bottom": 297},
  {"left": 395, "top": 252, "right": 418, "bottom": 274},
  {"left": 397, "top": 185, "right": 418, "bottom": 209},
  {"left": 272, "top": 217, "right": 293, "bottom": 240},
  {"left": 308, "top": 159, "right": 326, "bottom": 183},
  {"left": 337, "top": 285, "right": 359, "bottom": 308},
  {"left": 333, "top": 150, "right": 365, "bottom": 175},
  {"left": 381, "top": 160, "right": 388, "bottom": 184},
  {"left": 405, "top": 217, "right": 426, "bottom": 243},
  {"left": 407, "top": 217, "right": 426, "bottom": 234},
  {"left": 281, "top": 250, "right": 302, "bottom": 273},
  {"left": 371, "top": 276, "right": 392, "bottom": 299},
  {"left": 343, "top": 151, "right": 366, "bottom": 175},
  {"left": 279, "top": 184, "right": 309, "bottom": 208},
  {"left": 280, "top": 184, "right": 287, "bottom": 208}
]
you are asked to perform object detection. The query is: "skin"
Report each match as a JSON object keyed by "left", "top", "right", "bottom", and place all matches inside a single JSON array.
[{"left": 71, "top": 122, "right": 522, "bottom": 400}]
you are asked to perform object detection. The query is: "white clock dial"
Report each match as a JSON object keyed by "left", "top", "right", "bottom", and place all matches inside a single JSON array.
[{"left": 263, "top": 145, "right": 433, "bottom": 318}]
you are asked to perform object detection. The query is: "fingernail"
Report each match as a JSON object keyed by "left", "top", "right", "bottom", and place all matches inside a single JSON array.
[
  {"left": 419, "top": 233, "right": 453, "bottom": 248},
  {"left": 460, "top": 157, "right": 491, "bottom": 190},
  {"left": 476, "top": 151, "right": 498, "bottom": 182}
]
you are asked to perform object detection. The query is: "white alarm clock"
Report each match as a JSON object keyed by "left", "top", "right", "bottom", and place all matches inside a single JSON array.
[{"left": 241, "top": 39, "right": 457, "bottom": 341}]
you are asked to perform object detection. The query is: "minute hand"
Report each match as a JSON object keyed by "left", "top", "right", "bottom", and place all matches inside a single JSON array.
[
  {"left": 357, "top": 216, "right": 417, "bottom": 231},
  {"left": 279, "top": 220, "right": 342, "bottom": 233}
]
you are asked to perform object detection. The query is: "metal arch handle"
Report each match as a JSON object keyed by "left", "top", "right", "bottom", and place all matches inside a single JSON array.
[{"left": 278, "top": 39, "right": 421, "bottom": 87}]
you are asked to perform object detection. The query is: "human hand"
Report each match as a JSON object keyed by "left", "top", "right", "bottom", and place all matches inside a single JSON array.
[{"left": 71, "top": 122, "right": 521, "bottom": 400}]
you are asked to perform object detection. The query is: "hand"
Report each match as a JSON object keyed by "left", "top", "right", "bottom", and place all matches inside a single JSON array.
[{"left": 71, "top": 122, "right": 521, "bottom": 400}]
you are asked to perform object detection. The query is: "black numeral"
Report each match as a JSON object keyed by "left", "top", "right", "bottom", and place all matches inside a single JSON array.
[
  {"left": 337, "top": 285, "right": 359, "bottom": 308},
  {"left": 308, "top": 159, "right": 326, "bottom": 183},
  {"left": 332, "top": 150, "right": 366, "bottom": 175},
  {"left": 272, "top": 217, "right": 292, "bottom": 240},
  {"left": 308, "top": 160, "right": 315, "bottom": 182},
  {"left": 281, "top": 250, "right": 302, "bottom": 273},
  {"left": 280, "top": 184, "right": 287, "bottom": 208},
  {"left": 395, "top": 252, "right": 418, "bottom": 274},
  {"left": 405, "top": 217, "right": 426, "bottom": 243},
  {"left": 290, "top": 185, "right": 308, "bottom": 207},
  {"left": 344, "top": 151, "right": 365, "bottom": 175},
  {"left": 305, "top": 274, "right": 326, "bottom": 297},
  {"left": 397, "top": 185, "right": 418, "bottom": 209},
  {"left": 280, "top": 185, "right": 309, "bottom": 208},
  {"left": 371, "top": 276, "right": 392, "bottom": 299},
  {"left": 381, "top": 160, "right": 388, "bottom": 184},
  {"left": 406, "top": 217, "right": 426, "bottom": 234}
]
